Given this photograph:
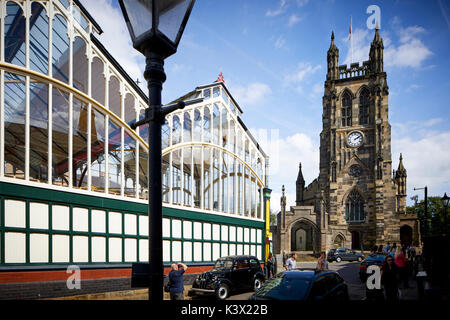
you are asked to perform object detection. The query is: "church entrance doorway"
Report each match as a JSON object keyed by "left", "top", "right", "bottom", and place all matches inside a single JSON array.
[
  {"left": 334, "top": 234, "right": 345, "bottom": 248},
  {"left": 290, "top": 220, "right": 314, "bottom": 252},
  {"left": 400, "top": 225, "right": 413, "bottom": 246},
  {"left": 351, "top": 231, "right": 360, "bottom": 250}
]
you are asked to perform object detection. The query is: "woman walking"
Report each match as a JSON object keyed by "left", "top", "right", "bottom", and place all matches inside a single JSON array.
[
  {"left": 395, "top": 246, "right": 409, "bottom": 288},
  {"left": 381, "top": 255, "right": 400, "bottom": 301},
  {"left": 316, "top": 251, "right": 329, "bottom": 271},
  {"left": 266, "top": 252, "right": 275, "bottom": 279}
]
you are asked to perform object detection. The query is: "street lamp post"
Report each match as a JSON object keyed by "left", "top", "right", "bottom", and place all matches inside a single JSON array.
[
  {"left": 441, "top": 192, "right": 449, "bottom": 235},
  {"left": 414, "top": 186, "right": 428, "bottom": 237},
  {"left": 119, "top": 0, "right": 196, "bottom": 301}
]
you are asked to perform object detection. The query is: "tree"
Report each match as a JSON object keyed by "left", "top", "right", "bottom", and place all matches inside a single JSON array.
[
  {"left": 269, "top": 210, "right": 277, "bottom": 226},
  {"left": 407, "top": 196, "right": 447, "bottom": 236}
]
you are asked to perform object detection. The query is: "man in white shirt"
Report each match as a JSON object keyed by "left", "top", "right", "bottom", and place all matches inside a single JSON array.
[{"left": 284, "top": 253, "right": 297, "bottom": 270}]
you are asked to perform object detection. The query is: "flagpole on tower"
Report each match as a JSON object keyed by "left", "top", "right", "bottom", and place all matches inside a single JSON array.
[{"left": 350, "top": 16, "right": 353, "bottom": 64}]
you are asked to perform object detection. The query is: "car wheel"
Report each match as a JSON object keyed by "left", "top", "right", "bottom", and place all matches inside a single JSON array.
[
  {"left": 216, "top": 283, "right": 230, "bottom": 300},
  {"left": 254, "top": 278, "right": 264, "bottom": 291},
  {"left": 336, "top": 257, "right": 342, "bottom": 263},
  {"left": 357, "top": 256, "right": 363, "bottom": 262}
]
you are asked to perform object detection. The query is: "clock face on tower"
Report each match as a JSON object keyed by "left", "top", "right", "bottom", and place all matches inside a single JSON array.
[{"left": 347, "top": 132, "right": 363, "bottom": 147}]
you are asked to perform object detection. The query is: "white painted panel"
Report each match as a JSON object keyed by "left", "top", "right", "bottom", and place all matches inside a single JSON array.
[
  {"left": 109, "top": 237, "right": 122, "bottom": 262},
  {"left": 91, "top": 210, "right": 106, "bottom": 233},
  {"left": 251, "top": 229, "right": 256, "bottom": 243},
  {"left": 163, "top": 240, "right": 170, "bottom": 262},
  {"left": 125, "top": 238, "right": 137, "bottom": 262},
  {"left": 172, "top": 220, "right": 181, "bottom": 238},
  {"left": 257, "top": 230, "right": 262, "bottom": 243},
  {"left": 257, "top": 245, "right": 262, "bottom": 260},
  {"left": 162, "top": 218, "right": 170, "bottom": 237},
  {"left": 109, "top": 212, "right": 122, "bottom": 234},
  {"left": 221, "top": 225, "right": 228, "bottom": 241},
  {"left": 229, "top": 226, "right": 236, "bottom": 242},
  {"left": 30, "top": 203, "right": 48, "bottom": 229},
  {"left": 203, "top": 223, "right": 211, "bottom": 240},
  {"left": 193, "top": 222, "right": 202, "bottom": 239},
  {"left": 251, "top": 245, "right": 256, "bottom": 256},
  {"left": 244, "top": 244, "right": 250, "bottom": 255},
  {"left": 244, "top": 228, "right": 250, "bottom": 243},
  {"left": 125, "top": 214, "right": 137, "bottom": 235},
  {"left": 193, "top": 242, "right": 202, "bottom": 261},
  {"left": 139, "top": 239, "right": 148, "bottom": 261},
  {"left": 212, "top": 243, "right": 220, "bottom": 260},
  {"left": 5, "top": 232, "right": 26, "bottom": 263},
  {"left": 221, "top": 243, "right": 228, "bottom": 257},
  {"left": 172, "top": 241, "right": 182, "bottom": 261},
  {"left": 52, "top": 205, "right": 70, "bottom": 231},
  {"left": 73, "top": 208, "right": 88, "bottom": 232},
  {"left": 183, "top": 220, "right": 192, "bottom": 239},
  {"left": 5, "top": 200, "right": 26, "bottom": 228},
  {"left": 203, "top": 242, "right": 211, "bottom": 261},
  {"left": 139, "top": 215, "right": 148, "bottom": 236},
  {"left": 237, "top": 227, "right": 243, "bottom": 242},
  {"left": 212, "top": 224, "right": 220, "bottom": 241},
  {"left": 73, "top": 236, "right": 89, "bottom": 262},
  {"left": 52, "top": 235, "right": 69, "bottom": 263},
  {"left": 30, "top": 234, "right": 48, "bottom": 263},
  {"left": 237, "top": 244, "right": 243, "bottom": 255},
  {"left": 91, "top": 237, "right": 106, "bottom": 262},
  {"left": 229, "top": 244, "right": 236, "bottom": 256},
  {"left": 183, "top": 241, "right": 192, "bottom": 261}
]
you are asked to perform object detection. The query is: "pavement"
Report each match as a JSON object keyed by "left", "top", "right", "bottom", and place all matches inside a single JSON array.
[{"left": 47, "top": 261, "right": 419, "bottom": 300}]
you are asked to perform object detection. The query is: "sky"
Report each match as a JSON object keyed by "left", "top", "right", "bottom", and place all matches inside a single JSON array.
[{"left": 80, "top": 0, "right": 450, "bottom": 213}]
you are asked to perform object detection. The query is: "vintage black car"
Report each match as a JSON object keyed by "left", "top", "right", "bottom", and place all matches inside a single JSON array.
[{"left": 188, "top": 255, "right": 265, "bottom": 300}]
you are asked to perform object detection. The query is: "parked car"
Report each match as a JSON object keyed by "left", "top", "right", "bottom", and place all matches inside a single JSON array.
[
  {"left": 249, "top": 268, "right": 349, "bottom": 301},
  {"left": 359, "top": 252, "right": 387, "bottom": 282},
  {"left": 188, "top": 255, "right": 265, "bottom": 300},
  {"left": 327, "top": 248, "right": 364, "bottom": 262}
]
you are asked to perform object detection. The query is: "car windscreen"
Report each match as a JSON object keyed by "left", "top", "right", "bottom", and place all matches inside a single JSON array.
[
  {"left": 213, "top": 259, "right": 234, "bottom": 270},
  {"left": 253, "top": 274, "right": 312, "bottom": 300}
]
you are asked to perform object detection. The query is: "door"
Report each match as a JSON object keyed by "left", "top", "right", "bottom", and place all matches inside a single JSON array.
[
  {"left": 232, "top": 258, "right": 250, "bottom": 290},
  {"left": 351, "top": 231, "right": 360, "bottom": 250}
]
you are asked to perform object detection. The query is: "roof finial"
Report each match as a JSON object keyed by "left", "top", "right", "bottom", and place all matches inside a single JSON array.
[{"left": 217, "top": 71, "right": 225, "bottom": 83}]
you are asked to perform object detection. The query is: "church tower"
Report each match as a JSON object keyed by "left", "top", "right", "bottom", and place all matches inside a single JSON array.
[{"left": 319, "top": 28, "right": 401, "bottom": 249}]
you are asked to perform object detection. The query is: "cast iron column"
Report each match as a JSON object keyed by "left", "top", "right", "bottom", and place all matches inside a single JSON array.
[{"left": 144, "top": 50, "right": 166, "bottom": 302}]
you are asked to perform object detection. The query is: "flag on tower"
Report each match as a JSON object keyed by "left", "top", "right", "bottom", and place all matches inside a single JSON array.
[{"left": 349, "top": 16, "right": 352, "bottom": 40}]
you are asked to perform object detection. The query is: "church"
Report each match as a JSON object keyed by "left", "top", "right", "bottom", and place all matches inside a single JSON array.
[{"left": 272, "top": 29, "right": 420, "bottom": 255}]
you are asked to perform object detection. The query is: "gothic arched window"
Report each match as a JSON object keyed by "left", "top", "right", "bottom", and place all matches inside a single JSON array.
[
  {"left": 341, "top": 92, "right": 352, "bottom": 127},
  {"left": 359, "top": 89, "right": 370, "bottom": 125},
  {"left": 345, "top": 190, "right": 365, "bottom": 222}
]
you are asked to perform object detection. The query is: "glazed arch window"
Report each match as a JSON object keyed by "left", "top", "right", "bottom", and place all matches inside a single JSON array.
[
  {"left": 341, "top": 92, "right": 352, "bottom": 127},
  {"left": 359, "top": 89, "right": 370, "bottom": 125},
  {"left": 345, "top": 190, "right": 365, "bottom": 222}
]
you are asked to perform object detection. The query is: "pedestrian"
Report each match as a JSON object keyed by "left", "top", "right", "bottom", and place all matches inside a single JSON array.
[
  {"left": 383, "top": 242, "right": 391, "bottom": 253},
  {"left": 381, "top": 255, "right": 400, "bottom": 301},
  {"left": 316, "top": 251, "right": 328, "bottom": 271},
  {"left": 389, "top": 243, "right": 397, "bottom": 258},
  {"left": 377, "top": 244, "right": 383, "bottom": 253},
  {"left": 266, "top": 252, "right": 275, "bottom": 278},
  {"left": 395, "top": 247, "right": 409, "bottom": 288},
  {"left": 168, "top": 262, "right": 188, "bottom": 300},
  {"left": 284, "top": 253, "right": 297, "bottom": 270}
]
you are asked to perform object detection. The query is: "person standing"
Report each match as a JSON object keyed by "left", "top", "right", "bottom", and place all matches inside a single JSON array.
[
  {"left": 395, "top": 247, "right": 409, "bottom": 288},
  {"left": 383, "top": 242, "right": 391, "bottom": 253},
  {"left": 168, "top": 262, "right": 188, "bottom": 300},
  {"left": 316, "top": 252, "right": 328, "bottom": 271},
  {"left": 266, "top": 252, "right": 275, "bottom": 278},
  {"left": 285, "top": 253, "right": 297, "bottom": 270},
  {"left": 381, "top": 255, "right": 400, "bottom": 301}
]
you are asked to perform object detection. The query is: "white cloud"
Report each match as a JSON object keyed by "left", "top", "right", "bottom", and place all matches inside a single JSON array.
[
  {"left": 285, "top": 62, "right": 322, "bottom": 84},
  {"left": 229, "top": 82, "right": 272, "bottom": 106},
  {"left": 342, "top": 25, "right": 432, "bottom": 69},
  {"left": 266, "top": 0, "right": 288, "bottom": 17},
  {"left": 288, "top": 14, "right": 302, "bottom": 27},
  {"left": 296, "top": 0, "right": 309, "bottom": 7},
  {"left": 274, "top": 35, "right": 286, "bottom": 49},
  {"left": 392, "top": 130, "right": 450, "bottom": 203}
]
